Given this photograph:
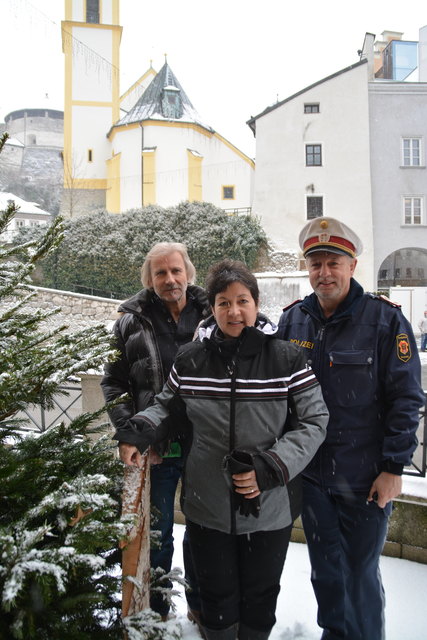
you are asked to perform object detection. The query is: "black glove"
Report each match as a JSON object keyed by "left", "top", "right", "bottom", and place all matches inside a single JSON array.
[
  {"left": 223, "top": 450, "right": 261, "bottom": 518},
  {"left": 124, "top": 414, "right": 158, "bottom": 454}
]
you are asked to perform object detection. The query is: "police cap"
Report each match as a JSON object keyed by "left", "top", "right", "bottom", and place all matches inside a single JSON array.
[{"left": 299, "top": 217, "right": 363, "bottom": 258}]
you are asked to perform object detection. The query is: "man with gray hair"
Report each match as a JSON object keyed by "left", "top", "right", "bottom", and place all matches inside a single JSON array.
[
  {"left": 101, "top": 242, "right": 209, "bottom": 625},
  {"left": 278, "top": 217, "right": 424, "bottom": 640}
]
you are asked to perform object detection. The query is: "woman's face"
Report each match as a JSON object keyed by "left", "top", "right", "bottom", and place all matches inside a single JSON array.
[{"left": 212, "top": 281, "right": 258, "bottom": 339}]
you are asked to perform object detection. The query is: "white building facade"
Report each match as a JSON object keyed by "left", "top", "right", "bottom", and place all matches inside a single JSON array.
[
  {"left": 61, "top": 0, "right": 254, "bottom": 217},
  {"left": 249, "top": 28, "right": 427, "bottom": 292}
]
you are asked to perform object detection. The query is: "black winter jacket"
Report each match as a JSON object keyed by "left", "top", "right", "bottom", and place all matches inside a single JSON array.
[{"left": 100, "top": 285, "right": 209, "bottom": 448}]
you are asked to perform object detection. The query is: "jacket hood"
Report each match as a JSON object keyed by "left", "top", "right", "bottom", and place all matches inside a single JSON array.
[{"left": 118, "top": 285, "right": 209, "bottom": 317}]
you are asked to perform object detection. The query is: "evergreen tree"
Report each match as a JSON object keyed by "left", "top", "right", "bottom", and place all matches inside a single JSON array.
[{"left": 0, "top": 142, "right": 181, "bottom": 639}]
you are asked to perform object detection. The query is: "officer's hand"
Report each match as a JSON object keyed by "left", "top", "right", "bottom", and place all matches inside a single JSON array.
[{"left": 368, "top": 472, "right": 402, "bottom": 508}]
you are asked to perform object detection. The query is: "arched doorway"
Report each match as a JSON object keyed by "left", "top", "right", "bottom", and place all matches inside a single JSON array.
[{"left": 378, "top": 247, "right": 427, "bottom": 289}]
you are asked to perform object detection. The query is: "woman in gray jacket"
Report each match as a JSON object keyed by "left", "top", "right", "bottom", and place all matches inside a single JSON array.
[{"left": 122, "top": 259, "right": 328, "bottom": 640}]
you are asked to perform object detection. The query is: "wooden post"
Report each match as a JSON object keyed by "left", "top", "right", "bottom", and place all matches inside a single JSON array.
[{"left": 121, "top": 456, "right": 151, "bottom": 617}]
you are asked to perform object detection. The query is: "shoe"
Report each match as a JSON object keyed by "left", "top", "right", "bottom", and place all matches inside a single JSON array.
[
  {"left": 188, "top": 608, "right": 206, "bottom": 638},
  {"left": 202, "top": 623, "right": 238, "bottom": 640},
  {"left": 161, "top": 612, "right": 176, "bottom": 622}
]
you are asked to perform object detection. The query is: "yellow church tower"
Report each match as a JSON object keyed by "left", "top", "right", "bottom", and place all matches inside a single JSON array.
[{"left": 61, "top": 0, "right": 121, "bottom": 216}]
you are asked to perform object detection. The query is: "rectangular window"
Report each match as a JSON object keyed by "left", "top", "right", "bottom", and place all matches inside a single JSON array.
[
  {"left": 304, "top": 103, "right": 320, "bottom": 113},
  {"left": 404, "top": 196, "right": 423, "bottom": 224},
  {"left": 379, "top": 269, "right": 388, "bottom": 279},
  {"left": 402, "top": 138, "right": 421, "bottom": 166},
  {"left": 88, "top": 149, "right": 93, "bottom": 162},
  {"left": 86, "top": 0, "right": 99, "bottom": 23},
  {"left": 222, "top": 186, "right": 235, "bottom": 200},
  {"left": 306, "top": 196, "right": 323, "bottom": 219},
  {"left": 306, "top": 144, "right": 322, "bottom": 166}
]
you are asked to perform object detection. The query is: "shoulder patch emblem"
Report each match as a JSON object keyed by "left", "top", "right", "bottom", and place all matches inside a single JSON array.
[{"left": 396, "top": 333, "right": 411, "bottom": 362}]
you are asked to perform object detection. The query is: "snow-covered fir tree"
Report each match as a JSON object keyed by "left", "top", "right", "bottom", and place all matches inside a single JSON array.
[{"left": 0, "top": 134, "right": 181, "bottom": 640}]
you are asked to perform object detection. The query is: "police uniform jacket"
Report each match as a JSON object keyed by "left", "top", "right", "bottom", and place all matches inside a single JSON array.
[
  {"left": 277, "top": 278, "right": 424, "bottom": 492},
  {"left": 131, "top": 316, "right": 329, "bottom": 535}
]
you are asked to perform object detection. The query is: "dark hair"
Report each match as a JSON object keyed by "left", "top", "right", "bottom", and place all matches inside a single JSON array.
[{"left": 205, "top": 259, "right": 259, "bottom": 306}]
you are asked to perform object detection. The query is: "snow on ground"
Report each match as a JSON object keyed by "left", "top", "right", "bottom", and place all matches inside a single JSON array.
[{"left": 170, "top": 523, "right": 427, "bottom": 640}]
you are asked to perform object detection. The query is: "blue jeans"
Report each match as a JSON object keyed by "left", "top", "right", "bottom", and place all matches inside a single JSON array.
[
  {"left": 150, "top": 458, "right": 200, "bottom": 616},
  {"left": 301, "top": 478, "right": 391, "bottom": 640},
  {"left": 421, "top": 333, "right": 427, "bottom": 351}
]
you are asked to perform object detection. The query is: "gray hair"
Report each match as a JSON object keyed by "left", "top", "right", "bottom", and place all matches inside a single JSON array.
[{"left": 141, "top": 242, "right": 196, "bottom": 288}]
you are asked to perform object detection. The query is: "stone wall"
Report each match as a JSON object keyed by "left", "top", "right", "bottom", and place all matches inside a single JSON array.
[{"left": 25, "top": 285, "right": 122, "bottom": 327}]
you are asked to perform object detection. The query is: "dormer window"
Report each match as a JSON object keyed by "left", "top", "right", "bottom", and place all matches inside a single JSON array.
[{"left": 162, "top": 86, "right": 182, "bottom": 119}]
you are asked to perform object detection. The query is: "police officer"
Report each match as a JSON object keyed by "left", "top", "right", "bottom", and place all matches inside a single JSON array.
[{"left": 277, "top": 217, "right": 424, "bottom": 640}]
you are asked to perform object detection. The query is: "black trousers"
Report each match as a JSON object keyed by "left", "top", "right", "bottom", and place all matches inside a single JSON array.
[{"left": 186, "top": 520, "right": 292, "bottom": 632}]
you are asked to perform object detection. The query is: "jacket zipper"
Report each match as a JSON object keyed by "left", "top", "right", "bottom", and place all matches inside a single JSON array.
[{"left": 228, "top": 356, "right": 237, "bottom": 535}]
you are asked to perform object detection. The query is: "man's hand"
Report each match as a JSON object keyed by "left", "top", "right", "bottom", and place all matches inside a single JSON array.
[
  {"left": 149, "top": 449, "right": 163, "bottom": 465},
  {"left": 368, "top": 471, "right": 402, "bottom": 508},
  {"left": 118, "top": 442, "right": 144, "bottom": 468},
  {"left": 119, "top": 443, "right": 163, "bottom": 467}
]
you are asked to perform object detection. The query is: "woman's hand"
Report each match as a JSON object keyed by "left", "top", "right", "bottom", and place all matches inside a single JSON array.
[{"left": 232, "top": 470, "right": 261, "bottom": 499}]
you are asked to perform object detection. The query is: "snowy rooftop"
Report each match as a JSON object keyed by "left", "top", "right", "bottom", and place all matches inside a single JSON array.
[
  {"left": 0, "top": 191, "right": 51, "bottom": 217},
  {"left": 4, "top": 136, "right": 24, "bottom": 147},
  {"left": 116, "top": 62, "right": 213, "bottom": 132}
]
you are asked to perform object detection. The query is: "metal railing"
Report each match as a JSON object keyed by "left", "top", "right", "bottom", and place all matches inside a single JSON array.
[
  {"left": 403, "top": 394, "right": 427, "bottom": 477},
  {"left": 13, "top": 383, "right": 82, "bottom": 433},
  {"left": 223, "top": 207, "right": 252, "bottom": 216},
  {"left": 8, "top": 384, "right": 427, "bottom": 477}
]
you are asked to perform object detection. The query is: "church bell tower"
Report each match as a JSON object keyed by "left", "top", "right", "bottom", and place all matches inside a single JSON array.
[{"left": 61, "top": 0, "right": 121, "bottom": 216}]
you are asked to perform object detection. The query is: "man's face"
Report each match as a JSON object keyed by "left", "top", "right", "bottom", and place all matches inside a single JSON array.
[
  {"left": 150, "top": 251, "right": 188, "bottom": 307},
  {"left": 306, "top": 252, "right": 357, "bottom": 311}
]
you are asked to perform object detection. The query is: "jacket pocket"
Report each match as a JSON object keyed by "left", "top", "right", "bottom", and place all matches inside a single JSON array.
[{"left": 328, "top": 349, "right": 374, "bottom": 407}]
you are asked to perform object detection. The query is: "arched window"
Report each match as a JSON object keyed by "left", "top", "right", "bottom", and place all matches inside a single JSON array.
[{"left": 378, "top": 248, "right": 427, "bottom": 288}]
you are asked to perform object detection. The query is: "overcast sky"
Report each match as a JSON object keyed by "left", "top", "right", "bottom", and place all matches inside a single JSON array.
[{"left": 2, "top": 0, "right": 426, "bottom": 157}]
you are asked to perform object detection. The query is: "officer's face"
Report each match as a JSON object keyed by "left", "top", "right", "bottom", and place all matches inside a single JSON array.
[{"left": 306, "top": 252, "right": 357, "bottom": 313}]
